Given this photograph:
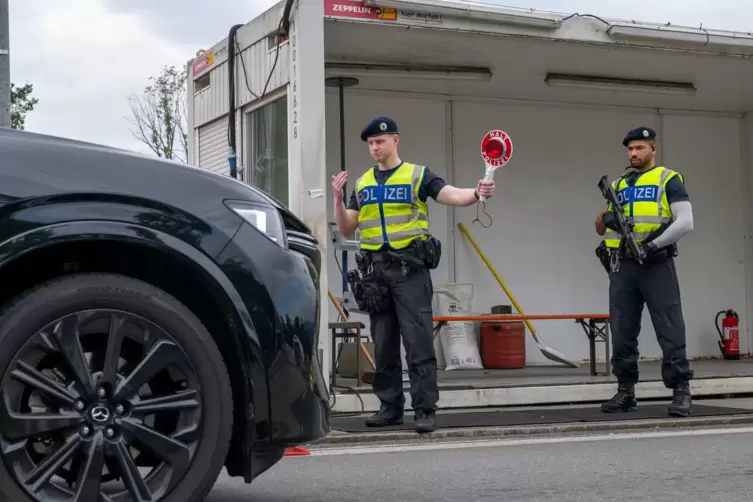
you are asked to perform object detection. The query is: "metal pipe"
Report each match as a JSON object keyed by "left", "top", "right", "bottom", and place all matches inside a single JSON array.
[
  {"left": 227, "top": 23, "right": 243, "bottom": 179},
  {"left": 0, "top": 0, "right": 10, "bottom": 128},
  {"left": 325, "top": 76, "right": 359, "bottom": 296},
  {"left": 338, "top": 80, "right": 348, "bottom": 293},
  {"left": 607, "top": 23, "right": 753, "bottom": 50}
]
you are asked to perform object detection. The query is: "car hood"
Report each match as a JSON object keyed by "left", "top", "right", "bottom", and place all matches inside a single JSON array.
[{"left": 0, "top": 128, "right": 313, "bottom": 235}]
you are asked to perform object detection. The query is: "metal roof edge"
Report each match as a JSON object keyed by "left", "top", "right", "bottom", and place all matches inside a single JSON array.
[
  {"left": 324, "top": 3, "right": 753, "bottom": 58},
  {"left": 325, "top": 1, "right": 753, "bottom": 55},
  {"left": 364, "top": 0, "right": 753, "bottom": 37},
  {"left": 190, "top": 0, "right": 753, "bottom": 79}
]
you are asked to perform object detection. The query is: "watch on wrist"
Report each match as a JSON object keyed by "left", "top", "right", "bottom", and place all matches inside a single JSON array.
[{"left": 474, "top": 189, "right": 480, "bottom": 201}]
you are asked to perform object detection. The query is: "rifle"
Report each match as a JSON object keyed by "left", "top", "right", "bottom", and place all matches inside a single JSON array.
[{"left": 597, "top": 175, "right": 646, "bottom": 265}]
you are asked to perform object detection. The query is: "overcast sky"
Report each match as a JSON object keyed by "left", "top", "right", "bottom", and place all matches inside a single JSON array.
[{"left": 8, "top": 1, "right": 753, "bottom": 155}]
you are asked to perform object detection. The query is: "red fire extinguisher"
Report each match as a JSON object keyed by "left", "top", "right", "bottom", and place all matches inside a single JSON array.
[{"left": 716, "top": 309, "right": 740, "bottom": 360}]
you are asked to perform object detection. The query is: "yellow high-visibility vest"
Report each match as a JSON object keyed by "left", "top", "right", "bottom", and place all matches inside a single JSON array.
[
  {"left": 354, "top": 162, "right": 430, "bottom": 251},
  {"left": 603, "top": 166, "right": 683, "bottom": 249}
]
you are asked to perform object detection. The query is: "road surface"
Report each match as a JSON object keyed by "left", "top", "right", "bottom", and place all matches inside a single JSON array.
[{"left": 206, "top": 426, "right": 753, "bottom": 501}]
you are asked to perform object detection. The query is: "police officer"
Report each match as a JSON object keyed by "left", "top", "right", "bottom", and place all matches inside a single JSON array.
[
  {"left": 594, "top": 126, "right": 695, "bottom": 417},
  {"left": 332, "top": 116, "right": 495, "bottom": 433}
]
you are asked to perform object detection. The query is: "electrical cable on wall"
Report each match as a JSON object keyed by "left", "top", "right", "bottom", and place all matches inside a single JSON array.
[{"left": 226, "top": 0, "right": 290, "bottom": 181}]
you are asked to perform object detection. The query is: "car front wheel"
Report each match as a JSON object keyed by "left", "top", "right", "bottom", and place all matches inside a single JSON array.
[{"left": 0, "top": 273, "right": 233, "bottom": 502}]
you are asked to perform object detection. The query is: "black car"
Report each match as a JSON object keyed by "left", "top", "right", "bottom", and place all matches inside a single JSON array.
[{"left": 0, "top": 128, "right": 330, "bottom": 502}]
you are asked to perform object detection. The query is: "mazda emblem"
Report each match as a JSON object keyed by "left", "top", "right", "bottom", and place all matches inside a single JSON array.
[{"left": 90, "top": 406, "right": 111, "bottom": 423}]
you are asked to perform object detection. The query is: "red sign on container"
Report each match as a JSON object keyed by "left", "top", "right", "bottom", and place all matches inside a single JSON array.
[
  {"left": 324, "top": 0, "right": 398, "bottom": 21},
  {"left": 192, "top": 51, "right": 214, "bottom": 77}
]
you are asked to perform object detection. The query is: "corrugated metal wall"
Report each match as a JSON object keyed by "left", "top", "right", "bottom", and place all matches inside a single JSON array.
[
  {"left": 198, "top": 118, "right": 229, "bottom": 174},
  {"left": 197, "top": 111, "right": 243, "bottom": 177},
  {"left": 238, "top": 39, "right": 290, "bottom": 111},
  {"left": 193, "top": 39, "right": 290, "bottom": 129}
]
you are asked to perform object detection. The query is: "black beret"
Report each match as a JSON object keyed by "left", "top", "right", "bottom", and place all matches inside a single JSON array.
[
  {"left": 623, "top": 127, "right": 656, "bottom": 146},
  {"left": 360, "top": 116, "right": 399, "bottom": 142}
]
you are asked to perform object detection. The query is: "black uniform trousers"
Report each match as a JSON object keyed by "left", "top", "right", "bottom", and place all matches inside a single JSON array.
[
  {"left": 367, "top": 256, "right": 439, "bottom": 415},
  {"left": 609, "top": 254, "right": 694, "bottom": 388}
]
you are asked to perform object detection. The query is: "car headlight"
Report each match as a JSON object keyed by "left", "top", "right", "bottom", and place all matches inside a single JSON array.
[{"left": 224, "top": 200, "right": 287, "bottom": 248}]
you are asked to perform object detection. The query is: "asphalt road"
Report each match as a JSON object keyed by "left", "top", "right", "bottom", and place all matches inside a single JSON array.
[{"left": 205, "top": 427, "right": 753, "bottom": 501}]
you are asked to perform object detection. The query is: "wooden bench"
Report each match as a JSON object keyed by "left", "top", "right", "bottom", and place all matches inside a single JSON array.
[{"left": 432, "top": 314, "right": 611, "bottom": 376}]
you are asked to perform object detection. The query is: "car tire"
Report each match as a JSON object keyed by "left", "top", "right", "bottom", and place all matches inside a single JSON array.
[{"left": 0, "top": 273, "right": 234, "bottom": 502}]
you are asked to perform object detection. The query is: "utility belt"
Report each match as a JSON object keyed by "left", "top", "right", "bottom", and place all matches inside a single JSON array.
[
  {"left": 595, "top": 239, "right": 677, "bottom": 274},
  {"left": 596, "top": 221, "right": 678, "bottom": 273},
  {"left": 360, "top": 236, "right": 441, "bottom": 272},
  {"left": 347, "top": 236, "right": 442, "bottom": 314}
]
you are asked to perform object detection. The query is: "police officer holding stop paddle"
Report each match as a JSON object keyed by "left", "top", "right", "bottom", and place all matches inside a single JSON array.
[
  {"left": 594, "top": 126, "right": 695, "bottom": 418},
  {"left": 332, "top": 116, "right": 495, "bottom": 433}
]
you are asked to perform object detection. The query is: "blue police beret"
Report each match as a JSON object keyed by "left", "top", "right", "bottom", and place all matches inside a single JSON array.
[
  {"left": 360, "top": 116, "right": 399, "bottom": 142},
  {"left": 623, "top": 127, "right": 656, "bottom": 146}
]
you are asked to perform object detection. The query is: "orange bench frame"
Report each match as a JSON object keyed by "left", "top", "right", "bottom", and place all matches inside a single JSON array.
[{"left": 432, "top": 314, "right": 611, "bottom": 376}]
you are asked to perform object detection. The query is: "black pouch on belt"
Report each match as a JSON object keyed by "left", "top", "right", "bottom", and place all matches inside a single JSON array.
[
  {"left": 347, "top": 270, "right": 367, "bottom": 311},
  {"left": 361, "top": 273, "right": 391, "bottom": 314},
  {"left": 425, "top": 237, "right": 442, "bottom": 269},
  {"left": 412, "top": 237, "right": 441, "bottom": 270},
  {"left": 595, "top": 241, "right": 612, "bottom": 274}
]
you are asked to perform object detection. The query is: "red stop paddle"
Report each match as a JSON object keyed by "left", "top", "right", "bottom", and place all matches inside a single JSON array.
[{"left": 479, "top": 130, "right": 514, "bottom": 202}]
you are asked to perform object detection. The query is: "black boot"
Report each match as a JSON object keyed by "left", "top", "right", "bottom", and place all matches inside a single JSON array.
[
  {"left": 414, "top": 410, "right": 436, "bottom": 434},
  {"left": 601, "top": 383, "right": 638, "bottom": 413},
  {"left": 364, "top": 407, "right": 403, "bottom": 427},
  {"left": 668, "top": 383, "right": 692, "bottom": 417}
]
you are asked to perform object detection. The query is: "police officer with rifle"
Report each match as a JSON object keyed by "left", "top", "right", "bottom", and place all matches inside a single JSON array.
[
  {"left": 594, "top": 126, "right": 695, "bottom": 417},
  {"left": 332, "top": 116, "right": 495, "bottom": 433}
]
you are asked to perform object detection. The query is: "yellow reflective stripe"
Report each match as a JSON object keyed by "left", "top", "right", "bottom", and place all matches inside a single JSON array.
[
  {"left": 361, "top": 235, "right": 385, "bottom": 245},
  {"left": 353, "top": 173, "right": 365, "bottom": 210},
  {"left": 360, "top": 214, "right": 429, "bottom": 232},
  {"left": 361, "top": 230, "right": 429, "bottom": 245},
  {"left": 655, "top": 168, "right": 671, "bottom": 216},
  {"left": 390, "top": 234, "right": 429, "bottom": 249},
  {"left": 358, "top": 219, "right": 381, "bottom": 230},
  {"left": 358, "top": 213, "right": 429, "bottom": 230},
  {"left": 362, "top": 232, "right": 428, "bottom": 246},
  {"left": 635, "top": 215, "right": 669, "bottom": 224},
  {"left": 412, "top": 164, "right": 427, "bottom": 215},
  {"left": 604, "top": 230, "right": 653, "bottom": 241}
]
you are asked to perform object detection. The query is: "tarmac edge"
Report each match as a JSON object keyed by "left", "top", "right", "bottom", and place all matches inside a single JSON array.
[{"left": 308, "top": 413, "right": 753, "bottom": 448}]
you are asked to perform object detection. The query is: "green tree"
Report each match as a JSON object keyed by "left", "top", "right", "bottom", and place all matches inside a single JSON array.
[
  {"left": 127, "top": 65, "right": 188, "bottom": 162},
  {"left": 10, "top": 82, "right": 39, "bottom": 130}
]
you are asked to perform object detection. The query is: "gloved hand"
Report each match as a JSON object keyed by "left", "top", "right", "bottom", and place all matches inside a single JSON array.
[
  {"left": 641, "top": 241, "right": 658, "bottom": 256},
  {"left": 602, "top": 212, "right": 619, "bottom": 233}
]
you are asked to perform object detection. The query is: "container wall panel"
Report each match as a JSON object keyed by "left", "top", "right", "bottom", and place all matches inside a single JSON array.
[
  {"left": 451, "top": 100, "right": 745, "bottom": 364},
  {"left": 198, "top": 117, "right": 230, "bottom": 175},
  {"left": 192, "top": 40, "right": 289, "bottom": 129}
]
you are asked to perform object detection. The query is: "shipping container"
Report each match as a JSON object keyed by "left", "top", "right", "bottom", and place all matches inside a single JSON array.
[{"left": 186, "top": 0, "right": 753, "bottom": 413}]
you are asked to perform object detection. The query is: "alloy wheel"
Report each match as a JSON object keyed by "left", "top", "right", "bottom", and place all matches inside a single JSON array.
[{"left": 0, "top": 309, "right": 203, "bottom": 501}]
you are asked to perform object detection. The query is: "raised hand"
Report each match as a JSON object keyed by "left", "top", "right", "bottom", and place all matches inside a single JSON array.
[{"left": 332, "top": 171, "right": 348, "bottom": 204}]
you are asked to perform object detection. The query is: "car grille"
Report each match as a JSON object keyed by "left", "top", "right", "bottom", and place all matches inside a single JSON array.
[
  {"left": 286, "top": 228, "right": 322, "bottom": 349},
  {"left": 286, "top": 229, "right": 320, "bottom": 276}
]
